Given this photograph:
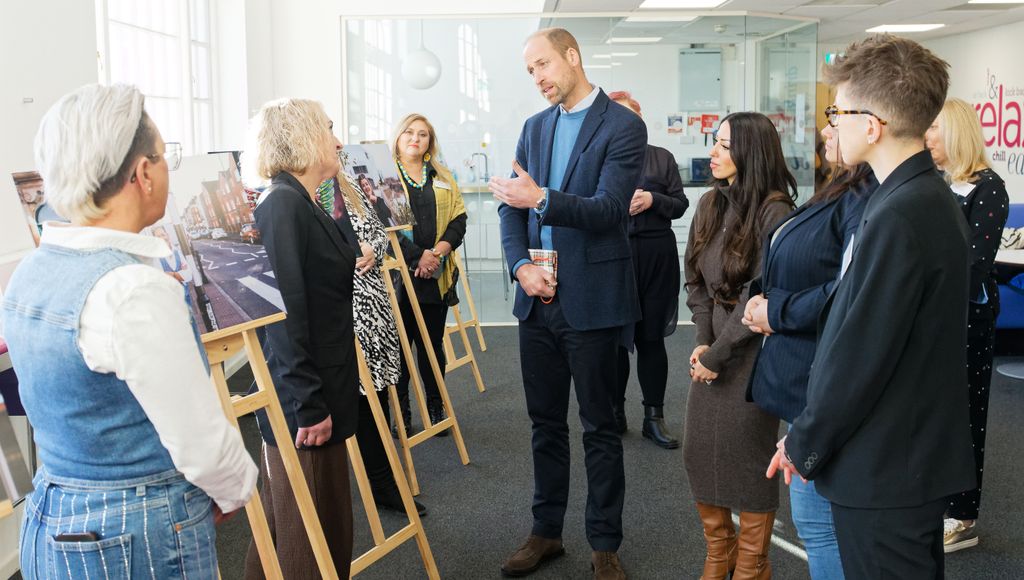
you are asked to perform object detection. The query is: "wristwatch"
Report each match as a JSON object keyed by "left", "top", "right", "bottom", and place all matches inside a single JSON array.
[{"left": 535, "top": 187, "right": 549, "bottom": 212}]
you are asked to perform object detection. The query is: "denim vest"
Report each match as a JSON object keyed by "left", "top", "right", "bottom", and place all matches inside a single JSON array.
[{"left": 2, "top": 244, "right": 181, "bottom": 481}]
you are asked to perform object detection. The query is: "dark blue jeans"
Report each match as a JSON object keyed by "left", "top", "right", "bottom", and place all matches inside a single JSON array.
[{"left": 519, "top": 297, "right": 624, "bottom": 552}]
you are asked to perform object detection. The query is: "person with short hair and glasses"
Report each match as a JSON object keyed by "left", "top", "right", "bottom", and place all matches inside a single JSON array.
[{"left": 769, "top": 36, "right": 976, "bottom": 579}]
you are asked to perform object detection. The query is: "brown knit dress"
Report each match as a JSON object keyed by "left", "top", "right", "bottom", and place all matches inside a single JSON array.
[{"left": 682, "top": 192, "right": 792, "bottom": 512}]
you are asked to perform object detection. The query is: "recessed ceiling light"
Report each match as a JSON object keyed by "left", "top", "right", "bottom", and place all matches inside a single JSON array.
[
  {"left": 968, "top": 0, "right": 1024, "bottom": 4},
  {"left": 592, "top": 54, "right": 612, "bottom": 59},
  {"left": 611, "top": 62, "right": 624, "bottom": 66},
  {"left": 607, "top": 37, "right": 663, "bottom": 43},
  {"left": 611, "top": 52, "right": 639, "bottom": 57},
  {"left": 865, "top": 24, "right": 946, "bottom": 33},
  {"left": 638, "top": 0, "right": 727, "bottom": 7},
  {"left": 624, "top": 16, "right": 699, "bottom": 22}
]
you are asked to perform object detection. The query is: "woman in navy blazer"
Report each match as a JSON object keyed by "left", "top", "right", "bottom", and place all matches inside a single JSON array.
[{"left": 742, "top": 123, "right": 878, "bottom": 580}]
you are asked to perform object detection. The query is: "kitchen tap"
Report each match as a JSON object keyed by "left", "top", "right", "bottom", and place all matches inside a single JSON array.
[{"left": 471, "top": 152, "right": 490, "bottom": 182}]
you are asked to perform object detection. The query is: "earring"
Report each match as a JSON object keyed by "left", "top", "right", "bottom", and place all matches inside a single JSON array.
[{"left": 423, "top": 152, "right": 431, "bottom": 162}]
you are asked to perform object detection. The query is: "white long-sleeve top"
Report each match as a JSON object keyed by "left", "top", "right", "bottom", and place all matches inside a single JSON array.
[{"left": 36, "top": 223, "right": 258, "bottom": 512}]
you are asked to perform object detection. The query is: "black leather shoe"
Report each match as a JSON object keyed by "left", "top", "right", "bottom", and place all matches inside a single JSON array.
[
  {"left": 374, "top": 487, "right": 428, "bottom": 517},
  {"left": 642, "top": 405, "right": 680, "bottom": 449}
]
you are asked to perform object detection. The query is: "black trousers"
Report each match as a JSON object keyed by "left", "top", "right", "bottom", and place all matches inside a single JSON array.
[
  {"left": 519, "top": 297, "right": 624, "bottom": 552},
  {"left": 396, "top": 295, "right": 448, "bottom": 404},
  {"left": 615, "top": 338, "right": 669, "bottom": 408},
  {"left": 832, "top": 498, "right": 946, "bottom": 580},
  {"left": 948, "top": 304, "right": 995, "bottom": 520},
  {"left": 356, "top": 390, "right": 397, "bottom": 495}
]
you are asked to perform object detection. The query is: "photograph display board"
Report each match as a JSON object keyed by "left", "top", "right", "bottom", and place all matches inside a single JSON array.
[
  {"left": 340, "top": 144, "right": 415, "bottom": 228},
  {"left": 167, "top": 153, "right": 284, "bottom": 334},
  {"left": 11, "top": 153, "right": 283, "bottom": 335},
  {"left": 12, "top": 171, "right": 64, "bottom": 245}
]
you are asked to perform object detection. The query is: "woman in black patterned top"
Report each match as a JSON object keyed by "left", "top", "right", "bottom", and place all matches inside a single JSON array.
[
  {"left": 926, "top": 97, "right": 1009, "bottom": 553},
  {"left": 321, "top": 174, "right": 427, "bottom": 516}
]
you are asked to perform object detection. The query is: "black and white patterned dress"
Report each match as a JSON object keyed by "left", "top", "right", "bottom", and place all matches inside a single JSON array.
[{"left": 344, "top": 178, "right": 402, "bottom": 393}]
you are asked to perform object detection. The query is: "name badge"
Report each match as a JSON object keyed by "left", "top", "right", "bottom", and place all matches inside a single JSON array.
[
  {"left": 840, "top": 234, "right": 854, "bottom": 280},
  {"left": 434, "top": 180, "right": 451, "bottom": 190}
]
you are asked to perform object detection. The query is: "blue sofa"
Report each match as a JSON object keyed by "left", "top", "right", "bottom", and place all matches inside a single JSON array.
[{"left": 997, "top": 203, "right": 1024, "bottom": 329}]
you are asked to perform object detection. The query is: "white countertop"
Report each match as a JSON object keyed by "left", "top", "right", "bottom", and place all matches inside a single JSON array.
[{"left": 996, "top": 249, "right": 1024, "bottom": 266}]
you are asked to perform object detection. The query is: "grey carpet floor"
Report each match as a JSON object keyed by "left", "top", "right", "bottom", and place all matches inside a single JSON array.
[{"left": 217, "top": 326, "right": 1024, "bottom": 579}]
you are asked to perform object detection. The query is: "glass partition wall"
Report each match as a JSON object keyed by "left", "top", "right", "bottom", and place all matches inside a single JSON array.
[{"left": 342, "top": 13, "right": 818, "bottom": 323}]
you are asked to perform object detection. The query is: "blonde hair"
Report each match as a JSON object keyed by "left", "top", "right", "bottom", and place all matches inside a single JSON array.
[
  {"left": 390, "top": 113, "right": 457, "bottom": 188},
  {"left": 937, "top": 98, "right": 991, "bottom": 184},
  {"left": 242, "top": 98, "right": 334, "bottom": 185}
]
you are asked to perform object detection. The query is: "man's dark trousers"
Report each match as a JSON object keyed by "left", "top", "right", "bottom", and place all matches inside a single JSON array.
[{"left": 520, "top": 296, "right": 624, "bottom": 552}]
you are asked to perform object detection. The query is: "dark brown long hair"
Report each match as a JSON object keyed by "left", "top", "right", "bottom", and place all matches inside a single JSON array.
[
  {"left": 687, "top": 112, "right": 797, "bottom": 305},
  {"left": 808, "top": 162, "right": 873, "bottom": 205}
]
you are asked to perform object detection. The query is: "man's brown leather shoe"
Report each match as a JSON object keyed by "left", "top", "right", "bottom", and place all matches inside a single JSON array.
[
  {"left": 591, "top": 551, "right": 626, "bottom": 580},
  {"left": 500, "top": 535, "right": 565, "bottom": 577}
]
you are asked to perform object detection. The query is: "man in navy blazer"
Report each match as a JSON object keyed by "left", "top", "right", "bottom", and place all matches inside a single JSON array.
[{"left": 490, "top": 28, "right": 646, "bottom": 580}]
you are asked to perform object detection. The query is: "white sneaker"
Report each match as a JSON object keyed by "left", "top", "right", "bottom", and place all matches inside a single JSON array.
[{"left": 943, "top": 518, "right": 979, "bottom": 553}]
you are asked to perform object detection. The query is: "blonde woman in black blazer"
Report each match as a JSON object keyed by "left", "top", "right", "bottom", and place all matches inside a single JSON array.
[{"left": 241, "top": 98, "right": 358, "bottom": 579}]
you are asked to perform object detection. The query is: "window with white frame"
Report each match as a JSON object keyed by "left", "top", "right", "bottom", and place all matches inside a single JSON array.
[
  {"left": 458, "top": 24, "right": 490, "bottom": 113},
  {"left": 101, "top": 0, "right": 214, "bottom": 155},
  {"left": 360, "top": 20, "right": 394, "bottom": 141}
]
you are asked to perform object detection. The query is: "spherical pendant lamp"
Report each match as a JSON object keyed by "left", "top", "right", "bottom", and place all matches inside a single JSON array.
[{"left": 402, "top": 20, "right": 441, "bottom": 90}]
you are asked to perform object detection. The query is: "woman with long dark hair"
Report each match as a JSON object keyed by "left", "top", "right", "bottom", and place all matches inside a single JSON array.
[
  {"left": 742, "top": 118, "right": 878, "bottom": 579},
  {"left": 683, "top": 112, "right": 796, "bottom": 579}
]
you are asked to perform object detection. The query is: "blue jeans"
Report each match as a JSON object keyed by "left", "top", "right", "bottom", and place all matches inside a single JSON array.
[
  {"left": 20, "top": 468, "right": 218, "bottom": 579},
  {"left": 790, "top": 476, "right": 845, "bottom": 580}
]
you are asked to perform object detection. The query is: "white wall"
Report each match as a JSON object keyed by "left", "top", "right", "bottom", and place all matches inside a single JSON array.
[
  {"left": 925, "top": 20, "right": 1024, "bottom": 201},
  {"left": 212, "top": 0, "right": 250, "bottom": 151},
  {"left": 0, "top": 2, "right": 98, "bottom": 285},
  {"left": 0, "top": 1, "right": 98, "bottom": 570},
  {"left": 243, "top": 0, "right": 344, "bottom": 123}
]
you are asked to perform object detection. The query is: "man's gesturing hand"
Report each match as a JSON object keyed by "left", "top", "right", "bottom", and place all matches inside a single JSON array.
[{"left": 490, "top": 160, "right": 545, "bottom": 209}]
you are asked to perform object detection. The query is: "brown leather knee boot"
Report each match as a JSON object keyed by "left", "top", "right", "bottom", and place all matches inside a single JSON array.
[
  {"left": 696, "top": 503, "right": 737, "bottom": 580},
  {"left": 733, "top": 511, "right": 775, "bottom": 580}
]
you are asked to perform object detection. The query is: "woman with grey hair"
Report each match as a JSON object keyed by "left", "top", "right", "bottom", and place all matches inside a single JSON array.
[{"left": 3, "top": 83, "right": 258, "bottom": 579}]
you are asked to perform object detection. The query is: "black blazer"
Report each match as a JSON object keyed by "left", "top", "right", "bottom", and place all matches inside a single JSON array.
[
  {"left": 747, "top": 175, "right": 876, "bottom": 422},
  {"left": 253, "top": 172, "right": 360, "bottom": 447},
  {"left": 786, "top": 151, "right": 976, "bottom": 508},
  {"left": 629, "top": 145, "right": 688, "bottom": 236}
]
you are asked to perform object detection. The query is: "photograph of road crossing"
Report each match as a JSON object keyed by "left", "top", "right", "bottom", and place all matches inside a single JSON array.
[{"left": 164, "top": 153, "right": 284, "bottom": 334}]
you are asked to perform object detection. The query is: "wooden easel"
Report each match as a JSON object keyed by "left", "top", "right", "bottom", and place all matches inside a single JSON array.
[
  {"left": 382, "top": 226, "right": 470, "bottom": 496},
  {"left": 202, "top": 313, "right": 339, "bottom": 579},
  {"left": 348, "top": 337, "right": 439, "bottom": 578},
  {"left": 440, "top": 249, "right": 486, "bottom": 393}
]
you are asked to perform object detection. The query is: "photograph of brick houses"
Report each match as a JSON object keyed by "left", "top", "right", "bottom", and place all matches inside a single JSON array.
[{"left": 168, "top": 153, "right": 283, "bottom": 333}]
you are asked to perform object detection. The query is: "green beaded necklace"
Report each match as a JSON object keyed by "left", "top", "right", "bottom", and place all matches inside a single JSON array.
[{"left": 397, "top": 159, "right": 429, "bottom": 189}]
